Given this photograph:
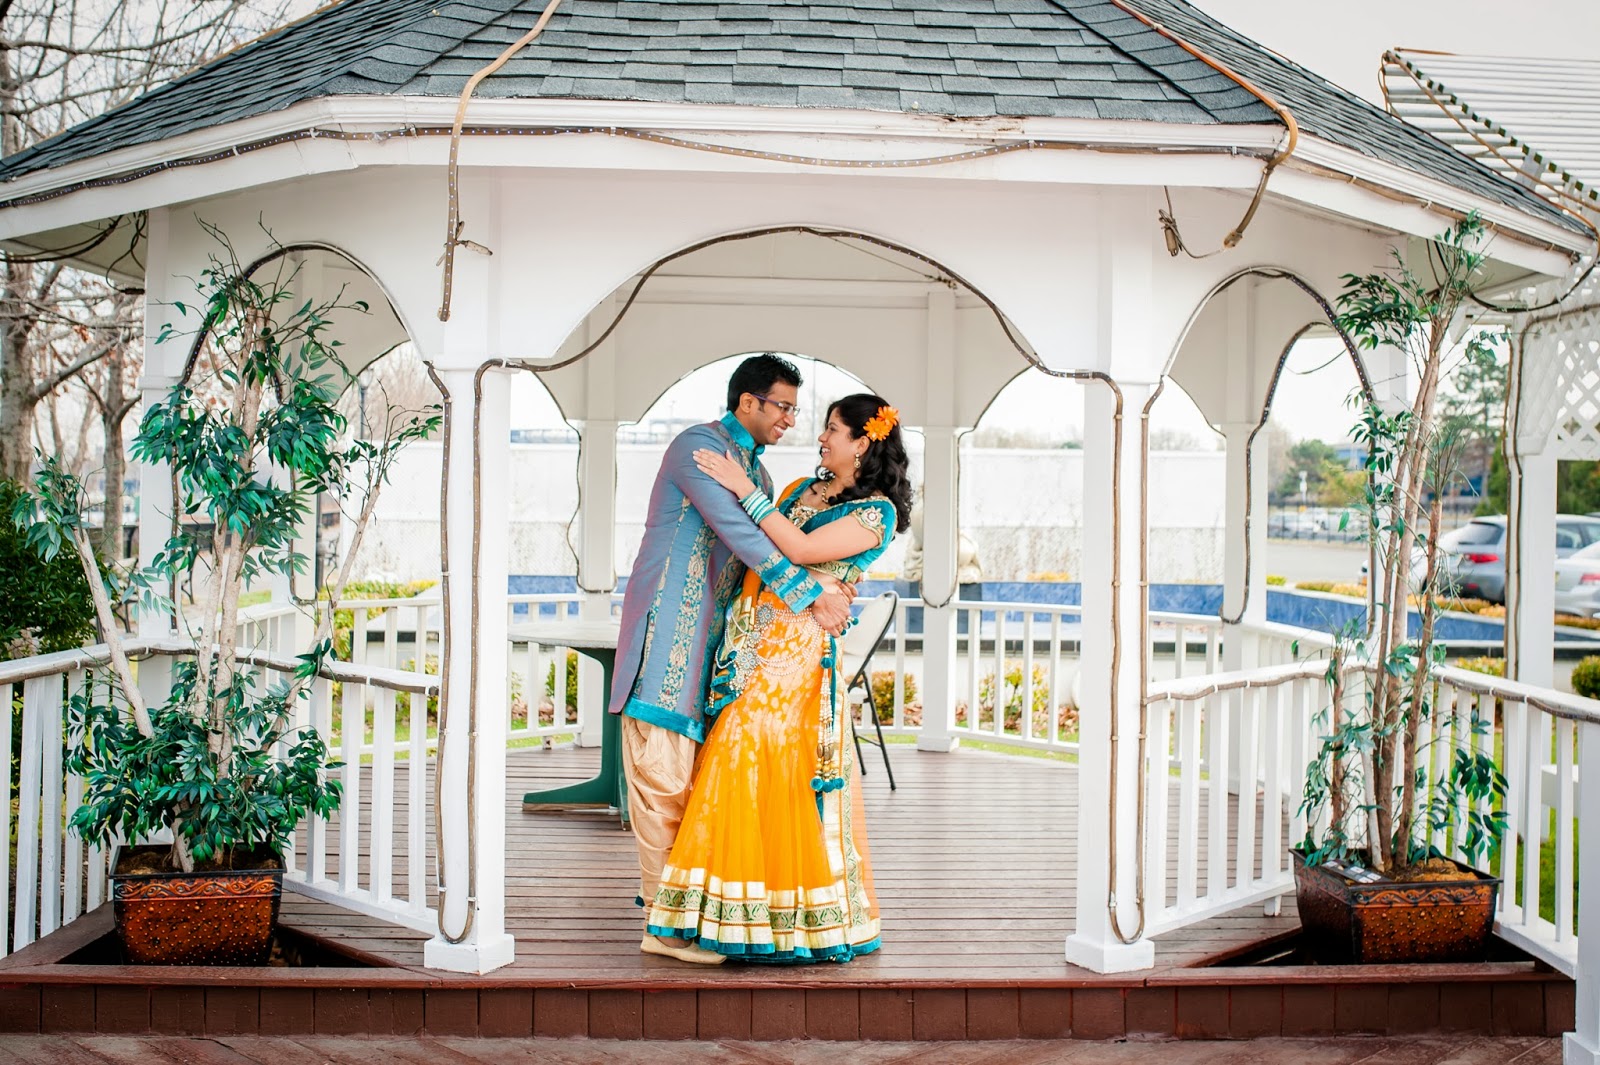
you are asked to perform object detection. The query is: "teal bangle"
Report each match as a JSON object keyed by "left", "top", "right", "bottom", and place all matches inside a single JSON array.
[{"left": 740, "top": 490, "right": 775, "bottom": 523}]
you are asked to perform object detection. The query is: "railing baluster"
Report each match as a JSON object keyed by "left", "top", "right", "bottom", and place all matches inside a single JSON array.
[
  {"left": 1, "top": 682, "right": 12, "bottom": 957},
  {"left": 1145, "top": 695, "right": 1172, "bottom": 915},
  {"left": 1021, "top": 613, "right": 1035, "bottom": 742},
  {"left": 529, "top": 638, "right": 546, "bottom": 737},
  {"left": 37, "top": 674, "right": 64, "bottom": 939},
  {"left": 505, "top": 640, "right": 518, "bottom": 739},
  {"left": 339, "top": 681, "right": 362, "bottom": 896},
  {"left": 1474, "top": 690, "right": 1496, "bottom": 858},
  {"left": 1176, "top": 695, "right": 1201, "bottom": 907},
  {"left": 1049, "top": 612, "right": 1062, "bottom": 743},
  {"left": 385, "top": 606, "right": 400, "bottom": 672},
  {"left": 1556, "top": 717, "right": 1576, "bottom": 942},
  {"left": 408, "top": 677, "right": 428, "bottom": 914},
  {"left": 1573, "top": 722, "right": 1600, "bottom": 1059},
  {"left": 965, "top": 608, "right": 980, "bottom": 738},
  {"left": 991, "top": 610, "right": 1007, "bottom": 737},
  {"left": 1521, "top": 702, "right": 1544, "bottom": 933},
  {"left": 372, "top": 687, "right": 397, "bottom": 905},
  {"left": 61, "top": 667, "right": 88, "bottom": 925},
  {"left": 308, "top": 677, "right": 332, "bottom": 886},
  {"left": 1415, "top": 680, "right": 1438, "bottom": 851},
  {"left": 1260, "top": 682, "right": 1285, "bottom": 909},
  {"left": 1205, "top": 690, "right": 1230, "bottom": 896},
  {"left": 1450, "top": 687, "right": 1472, "bottom": 863},
  {"left": 1286, "top": 678, "right": 1309, "bottom": 847},
  {"left": 892, "top": 602, "right": 906, "bottom": 728},
  {"left": 15, "top": 679, "right": 46, "bottom": 949},
  {"left": 1235, "top": 683, "right": 1260, "bottom": 888},
  {"left": 1174, "top": 624, "right": 1188, "bottom": 679},
  {"left": 1500, "top": 698, "right": 1524, "bottom": 923}
]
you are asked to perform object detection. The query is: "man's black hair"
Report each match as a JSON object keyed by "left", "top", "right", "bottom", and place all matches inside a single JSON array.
[{"left": 726, "top": 353, "right": 802, "bottom": 413}]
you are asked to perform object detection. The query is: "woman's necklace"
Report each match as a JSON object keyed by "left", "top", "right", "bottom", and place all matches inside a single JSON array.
[{"left": 807, "top": 476, "right": 849, "bottom": 506}]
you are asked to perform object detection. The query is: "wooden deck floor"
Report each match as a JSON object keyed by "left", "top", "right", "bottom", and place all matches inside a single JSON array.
[{"left": 280, "top": 743, "right": 1300, "bottom": 984}]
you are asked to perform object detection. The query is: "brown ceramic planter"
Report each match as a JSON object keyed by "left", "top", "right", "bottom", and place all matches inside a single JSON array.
[
  {"left": 111, "top": 844, "right": 283, "bottom": 965},
  {"left": 1291, "top": 848, "right": 1499, "bottom": 964}
]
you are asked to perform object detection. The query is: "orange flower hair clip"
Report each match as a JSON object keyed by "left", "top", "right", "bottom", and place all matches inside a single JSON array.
[{"left": 864, "top": 405, "right": 899, "bottom": 442}]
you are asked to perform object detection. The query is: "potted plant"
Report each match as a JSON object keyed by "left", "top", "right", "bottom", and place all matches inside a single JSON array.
[
  {"left": 12, "top": 225, "right": 439, "bottom": 964},
  {"left": 1293, "top": 214, "right": 1509, "bottom": 964}
]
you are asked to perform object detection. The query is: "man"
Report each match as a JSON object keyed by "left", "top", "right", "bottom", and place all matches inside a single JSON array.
[{"left": 611, "top": 353, "right": 854, "bottom": 965}]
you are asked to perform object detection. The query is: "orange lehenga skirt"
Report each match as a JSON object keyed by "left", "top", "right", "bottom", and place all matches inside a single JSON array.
[{"left": 646, "top": 572, "right": 881, "bottom": 961}]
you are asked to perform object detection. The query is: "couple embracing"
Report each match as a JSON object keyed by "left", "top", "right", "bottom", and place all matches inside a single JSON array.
[{"left": 609, "top": 353, "right": 912, "bottom": 965}]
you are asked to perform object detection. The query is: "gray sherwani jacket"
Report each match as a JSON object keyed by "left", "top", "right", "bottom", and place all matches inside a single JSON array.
[{"left": 609, "top": 413, "right": 823, "bottom": 742}]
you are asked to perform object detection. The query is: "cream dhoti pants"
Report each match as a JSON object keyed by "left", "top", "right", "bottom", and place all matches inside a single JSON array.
[{"left": 621, "top": 715, "right": 697, "bottom": 918}]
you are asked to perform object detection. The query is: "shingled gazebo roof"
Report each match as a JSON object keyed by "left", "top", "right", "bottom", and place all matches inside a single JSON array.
[{"left": 0, "top": 0, "right": 1578, "bottom": 234}]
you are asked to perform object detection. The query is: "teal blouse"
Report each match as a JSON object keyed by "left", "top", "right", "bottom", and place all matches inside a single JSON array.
[{"left": 776, "top": 479, "right": 897, "bottom": 582}]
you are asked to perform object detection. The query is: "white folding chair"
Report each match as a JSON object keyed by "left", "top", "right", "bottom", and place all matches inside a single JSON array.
[{"left": 837, "top": 591, "right": 898, "bottom": 790}]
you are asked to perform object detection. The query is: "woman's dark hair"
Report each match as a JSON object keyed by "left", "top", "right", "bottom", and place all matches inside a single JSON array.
[
  {"left": 825, "top": 393, "right": 913, "bottom": 533},
  {"left": 726, "top": 352, "right": 802, "bottom": 412}
]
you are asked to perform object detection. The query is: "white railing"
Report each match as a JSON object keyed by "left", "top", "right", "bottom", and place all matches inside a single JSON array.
[
  {"left": 1140, "top": 652, "right": 1600, "bottom": 1060},
  {"left": 231, "top": 647, "right": 442, "bottom": 933},
  {"left": 1141, "top": 659, "right": 1326, "bottom": 936},
  {"left": 1, "top": 645, "right": 127, "bottom": 959},
  {"left": 0, "top": 637, "right": 441, "bottom": 954},
  {"left": 1426, "top": 664, "right": 1599, "bottom": 980},
  {"left": 241, "top": 591, "right": 608, "bottom": 749},
  {"left": 943, "top": 600, "right": 1082, "bottom": 752}
]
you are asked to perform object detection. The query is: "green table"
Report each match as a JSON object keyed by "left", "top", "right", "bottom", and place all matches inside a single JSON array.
[{"left": 512, "top": 620, "right": 628, "bottom": 824}]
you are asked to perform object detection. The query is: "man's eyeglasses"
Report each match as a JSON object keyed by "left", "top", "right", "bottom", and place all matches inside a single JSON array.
[{"left": 752, "top": 394, "right": 801, "bottom": 418}]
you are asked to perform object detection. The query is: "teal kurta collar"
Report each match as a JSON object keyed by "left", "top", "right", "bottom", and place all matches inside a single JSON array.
[{"left": 720, "top": 412, "right": 763, "bottom": 457}]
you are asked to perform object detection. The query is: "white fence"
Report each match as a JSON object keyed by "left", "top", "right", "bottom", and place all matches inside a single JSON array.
[
  {"left": 0, "top": 637, "right": 439, "bottom": 956},
  {"left": 2, "top": 647, "right": 118, "bottom": 958},
  {"left": 249, "top": 593, "right": 1261, "bottom": 758},
  {"left": 1142, "top": 660, "right": 1327, "bottom": 936}
]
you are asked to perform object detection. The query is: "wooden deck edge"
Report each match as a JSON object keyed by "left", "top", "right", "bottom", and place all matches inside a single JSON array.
[
  {"left": 0, "top": 976, "right": 1574, "bottom": 1040},
  {"left": 0, "top": 908, "right": 1573, "bottom": 1041}
]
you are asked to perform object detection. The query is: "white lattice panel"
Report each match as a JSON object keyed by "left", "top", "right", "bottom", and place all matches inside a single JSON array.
[{"left": 1516, "top": 279, "right": 1600, "bottom": 461}]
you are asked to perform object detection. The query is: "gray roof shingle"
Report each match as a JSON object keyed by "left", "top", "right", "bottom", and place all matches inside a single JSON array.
[{"left": 0, "top": 0, "right": 1575, "bottom": 233}]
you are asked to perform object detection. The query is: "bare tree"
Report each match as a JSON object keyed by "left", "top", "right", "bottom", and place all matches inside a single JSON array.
[
  {"left": 0, "top": 0, "right": 293, "bottom": 483},
  {"left": 338, "top": 345, "right": 439, "bottom": 439}
]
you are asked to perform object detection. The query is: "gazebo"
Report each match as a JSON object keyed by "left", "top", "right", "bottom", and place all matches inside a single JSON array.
[{"left": 0, "top": 0, "right": 1590, "bottom": 1027}]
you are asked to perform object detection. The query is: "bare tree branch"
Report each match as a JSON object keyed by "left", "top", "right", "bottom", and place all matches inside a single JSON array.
[{"left": 0, "top": 0, "right": 297, "bottom": 482}]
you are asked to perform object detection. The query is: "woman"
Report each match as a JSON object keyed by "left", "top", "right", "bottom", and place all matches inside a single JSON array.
[{"left": 645, "top": 393, "right": 913, "bottom": 962}]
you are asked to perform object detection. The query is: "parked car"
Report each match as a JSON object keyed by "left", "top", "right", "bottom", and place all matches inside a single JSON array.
[
  {"left": 1555, "top": 540, "right": 1600, "bottom": 617},
  {"left": 1434, "top": 515, "right": 1600, "bottom": 604},
  {"left": 1269, "top": 512, "right": 1324, "bottom": 538}
]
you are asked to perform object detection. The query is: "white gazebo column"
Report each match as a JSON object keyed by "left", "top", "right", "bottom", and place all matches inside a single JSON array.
[
  {"left": 135, "top": 208, "right": 179, "bottom": 704},
  {"left": 1506, "top": 443, "right": 1557, "bottom": 688},
  {"left": 423, "top": 360, "right": 516, "bottom": 972},
  {"left": 1220, "top": 420, "right": 1268, "bottom": 798},
  {"left": 915, "top": 285, "right": 962, "bottom": 753},
  {"left": 1505, "top": 328, "right": 1558, "bottom": 689},
  {"left": 1364, "top": 341, "right": 1411, "bottom": 627},
  {"left": 574, "top": 416, "right": 618, "bottom": 748},
  {"left": 1065, "top": 376, "right": 1156, "bottom": 973},
  {"left": 262, "top": 249, "right": 322, "bottom": 655},
  {"left": 423, "top": 180, "right": 514, "bottom": 971},
  {"left": 135, "top": 371, "right": 177, "bottom": 709},
  {"left": 917, "top": 424, "right": 962, "bottom": 752},
  {"left": 570, "top": 298, "right": 621, "bottom": 747}
]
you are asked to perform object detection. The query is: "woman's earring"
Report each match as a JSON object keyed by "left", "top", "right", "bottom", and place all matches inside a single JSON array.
[{"left": 854, "top": 453, "right": 862, "bottom": 471}]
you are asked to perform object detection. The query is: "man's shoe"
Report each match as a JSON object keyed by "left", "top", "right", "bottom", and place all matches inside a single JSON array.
[{"left": 640, "top": 934, "right": 727, "bottom": 965}]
